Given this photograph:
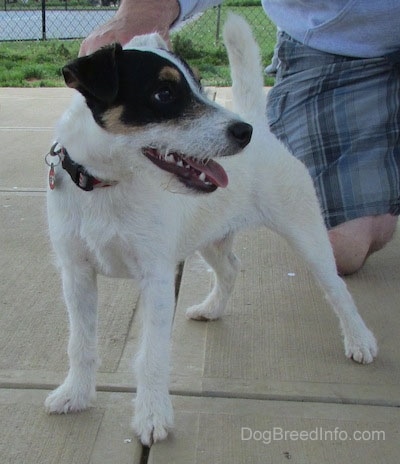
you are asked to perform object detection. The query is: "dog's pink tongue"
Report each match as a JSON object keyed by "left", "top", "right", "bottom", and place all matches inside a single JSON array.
[{"left": 185, "top": 158, "right": 228, "bottom": 188}]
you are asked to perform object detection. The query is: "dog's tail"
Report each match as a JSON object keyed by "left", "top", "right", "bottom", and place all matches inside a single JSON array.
[{"left": 223, "top": 14, "right": 266, "bottom": 123}]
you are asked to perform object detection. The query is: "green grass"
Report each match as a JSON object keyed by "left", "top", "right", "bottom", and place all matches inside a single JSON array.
[
  {"left": 0, "top": 5, "right": 276, "bottom": 87},
  {"left": 0, "top": 40, "right": 81, "bottom": 87},
  {"left": 172, "top": 5, "right": 276, "bottom": 86}
]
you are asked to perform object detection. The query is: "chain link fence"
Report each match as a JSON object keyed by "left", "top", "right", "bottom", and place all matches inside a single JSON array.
[
  {"left": 1, "top": 0, "right": 118, "bottom": 40},
  {"left": 0, "top": 0, "right": 277, "bottom": 85},
  {"left": 171, "top": 3, "right": 277, "bottom": 85}
]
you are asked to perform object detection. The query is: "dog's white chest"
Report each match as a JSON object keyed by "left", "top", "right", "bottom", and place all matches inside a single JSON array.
[
  {"left": 92, "top": 242, "right": 136, "bottom": 278},
  {"left": 79, "top": 214, "right": 140, "bottom": 278}
]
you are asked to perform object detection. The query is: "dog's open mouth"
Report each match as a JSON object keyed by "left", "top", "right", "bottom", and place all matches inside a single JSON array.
[{"left": 142, "top": 147, "right": 228, "bottom": 192}]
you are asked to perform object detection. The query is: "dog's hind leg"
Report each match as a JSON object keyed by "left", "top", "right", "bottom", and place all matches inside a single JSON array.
[
  {"left": 132, "top": 268, "right": 175, "bottom": 445},
  {"left": 186, "top": 234, "right": 239, "bottom": 321},
  {"left": 279, "top": 222, "right": 377, "bottom": 364},
  {"left": 267, "top": 170, "right": 378, "bottom": 364},
  {"left": 45, "top": 263, "right": 99, "bottom": 413}
]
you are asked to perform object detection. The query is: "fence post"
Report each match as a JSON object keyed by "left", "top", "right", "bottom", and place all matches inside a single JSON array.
[
  {"left": 41, "top": 0, "right": 46, "bottom": 40},
  {"left": 215, "top": 5, "right": 221, "bottom": 44}
]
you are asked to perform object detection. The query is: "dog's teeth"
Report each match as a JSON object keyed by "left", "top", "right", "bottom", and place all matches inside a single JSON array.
[
  {"left": 199, "top": 173, "right": 206, "bottom": 182},
  {"left": 177, "top": 160, "right": 184, "bottom": 167},
  {"left": 165, "top": 154, "right": 174, "bottom": 163}
]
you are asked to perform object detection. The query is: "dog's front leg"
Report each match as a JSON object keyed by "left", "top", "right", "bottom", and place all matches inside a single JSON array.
[
  {"left": 132, "top": 270, "right": 175, "bottom": 445},
  {"left": 45, "top": 264, "right": 99, "bottom": 413}
]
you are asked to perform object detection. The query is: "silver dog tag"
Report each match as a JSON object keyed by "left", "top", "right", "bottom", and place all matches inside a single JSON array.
[{"left": 49, "top": 163, "right": 56, "bottom": 190}]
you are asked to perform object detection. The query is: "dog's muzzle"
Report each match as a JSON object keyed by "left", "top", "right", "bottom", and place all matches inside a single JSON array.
[{"left": 142, "top": 121, "right": 253, "bottom": 193}]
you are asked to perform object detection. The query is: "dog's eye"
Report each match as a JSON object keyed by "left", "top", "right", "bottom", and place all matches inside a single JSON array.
[{"left": 153, "top": 86, "right": 176, "bottom": 104}]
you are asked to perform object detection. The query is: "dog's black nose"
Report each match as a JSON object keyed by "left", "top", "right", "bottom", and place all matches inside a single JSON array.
[{"left": 228, "top": 121, "right": 253, "bottom": 149}]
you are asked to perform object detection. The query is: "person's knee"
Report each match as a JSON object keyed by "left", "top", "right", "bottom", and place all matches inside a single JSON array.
[
  {"left": 329, "top": 227, "right": 370, "bottom": 275},
  {"left": 369, "top": 214, "right": 398, "bottom": 253},
  {"left": 328, "top": 215, "right": 397, "bottom": 275}
]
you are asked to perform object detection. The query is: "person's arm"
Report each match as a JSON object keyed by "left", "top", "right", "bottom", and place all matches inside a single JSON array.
[{"left": 79, "top": 0, "right": 180, "bottom": 56}]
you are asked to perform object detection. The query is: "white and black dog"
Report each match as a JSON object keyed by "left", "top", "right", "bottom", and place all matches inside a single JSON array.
[{"left": 45, "top": 15, "right": 377, "bottom": 445}]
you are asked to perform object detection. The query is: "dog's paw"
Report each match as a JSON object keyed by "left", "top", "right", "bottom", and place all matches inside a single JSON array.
[
  {"left": 186, "top": 303, "right": 219, "bottom": 321},
  {"left": 344, "top": 328, "right": 378, "bottom": 364},
  {"left": 185, "top": 298, "right": 225, "bottom": 321},
  {"left": 45, "top": 381, "right": 95, "bottom": 414},
  {"left": 132, "top": 393, "right": 174, "bottom": 446}
]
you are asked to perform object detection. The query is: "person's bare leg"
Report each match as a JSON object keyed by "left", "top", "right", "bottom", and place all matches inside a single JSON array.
[{"left": 329, "top": 214, "right": 398, "bottom": 275}]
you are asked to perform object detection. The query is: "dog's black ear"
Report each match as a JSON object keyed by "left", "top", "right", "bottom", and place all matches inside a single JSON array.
[{"left": 62, "top": 43, "right": 123, "bottom": 103}]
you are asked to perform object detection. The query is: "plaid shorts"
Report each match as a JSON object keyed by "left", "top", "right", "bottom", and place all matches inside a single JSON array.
[{"left": 267, "top": 32, "right": 400, "bottom": 229}]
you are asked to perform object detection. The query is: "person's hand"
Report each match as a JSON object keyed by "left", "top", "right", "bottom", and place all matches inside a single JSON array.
[{"left": 79, "top": 0, "right": 180, "bottom": 56}]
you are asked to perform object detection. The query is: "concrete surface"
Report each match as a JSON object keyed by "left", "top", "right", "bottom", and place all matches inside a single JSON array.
[{"left": 0, "top": 87, "right": 399, "bottom": 463}]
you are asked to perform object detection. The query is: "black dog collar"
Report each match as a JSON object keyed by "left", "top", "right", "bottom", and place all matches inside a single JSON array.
[{"left": 46, "top": 143, "right": 117, "bottom": 191}]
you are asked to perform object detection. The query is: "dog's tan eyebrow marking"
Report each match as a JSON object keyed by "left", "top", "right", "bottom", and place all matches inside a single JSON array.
[
  {"left": 159, "top": 66, "right": 181, "bottom": 83},
  {"left": 102, "top": 106, "right": 137, "bottom": 134}
]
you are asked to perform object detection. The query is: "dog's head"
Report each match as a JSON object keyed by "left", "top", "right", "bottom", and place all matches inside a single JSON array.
[{"left": 62, "top": 35, "right": 252, "bottom": 193}]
